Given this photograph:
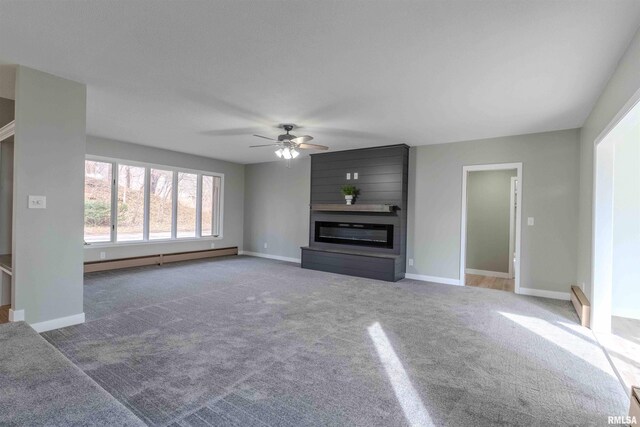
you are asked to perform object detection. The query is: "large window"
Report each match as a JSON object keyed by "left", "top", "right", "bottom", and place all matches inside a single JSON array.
[
  {"left": 202, "top": 175, "right": 222, "bottom": 237},
  {"left": 149, "top": 169, "right": 173, "bottom": 240},
  {"left": 177, "top": 172, "right": 197, "bottom": 238},
  {"left": 84, "top": 160, "right": 112, "bottom": 243},
  {"left": 83, "top": 158, "right": 223, "bottom": 244},
  {"left": 117, "top": 165, "right": 146, "bottom": 242}
]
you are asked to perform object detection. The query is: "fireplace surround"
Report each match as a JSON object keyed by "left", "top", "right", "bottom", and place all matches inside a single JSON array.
[{"left": 301, "top": 144, "right": 409, "bottom": 282}]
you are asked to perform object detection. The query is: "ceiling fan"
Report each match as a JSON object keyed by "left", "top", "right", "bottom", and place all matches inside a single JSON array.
[{"left": 250, "top": 124, "right": 329, "bottom": 159}]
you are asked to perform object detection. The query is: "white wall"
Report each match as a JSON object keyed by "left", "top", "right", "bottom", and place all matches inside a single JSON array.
[
  {"left": 84, "top": 136, "right": 245, "bottom": 262},
  {"left": 13, "top": 66, "right": 86, "bottom": 325},
  {"left": 243, "top": 158, "right": 310, "bottom": 261},
  {"left": 466, "top": 169, "right": 517, "bottom": 274},
  {"left": 611, "top": 114, "right": 640, "bottom": 319},
  {"left": 578, "top": 27, "right": 640, "bottom": 298},
  {"left": 244, "top": 128, "right": 580, "bottom": 295}
]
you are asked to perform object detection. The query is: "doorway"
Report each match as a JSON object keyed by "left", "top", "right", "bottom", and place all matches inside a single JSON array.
[
  {"left": 592, "top": 92, "right": 640, "bottom": 393},
  {"left": 460, "top": 163, "right": 522, "bottom": 293}
]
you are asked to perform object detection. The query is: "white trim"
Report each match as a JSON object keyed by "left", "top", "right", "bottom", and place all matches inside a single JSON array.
[
  {"left": 0, "top": 120, "right": 15, "bottom": 142},
  {"left": 460, "top": 163, "right": 523, "bottom": 295},
  {"left": 508, "top": 176, "right": 517, "bottom": 279},
  {"left": 464, "top": 268, "right": 510, "bottom": 279},
  {"left": 591, "top": 88, "right": 640, "bottom": 334},
  {"left": 404, "top": 273, "right": 462, "bottom": 286},
  {"left": 518, "top": 287, "right": 570, "bottom": 301},
  {"left": 30, "top": 313, "right": 85, "bottom": 333},
  {"left": 240, "top": 251, "right": 301, "bottom": 264},
  {"left": 9, "top": 308, "right": 24, "bottom": 322},
  {"left": 611, "top": 308, "right": 640, "bottom": 321}
]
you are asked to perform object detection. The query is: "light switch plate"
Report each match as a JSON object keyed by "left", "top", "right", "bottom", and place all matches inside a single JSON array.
[
  {"left": 346, "top": 173, "right": 351, "bottom": 180},
  {"left": 527, "top": 217, "right": 534, "bottom": 226},
  {"left": 408, "top": 259, "right": 414, "bottom": 266},
  {"left": 354, "top": 172, "right": 359, "bottom": 179},
  {"left": 28, "top": 195, "right": 46, "bottom": 209}
]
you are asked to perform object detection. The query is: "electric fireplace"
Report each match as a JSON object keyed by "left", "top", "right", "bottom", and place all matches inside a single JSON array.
[{"left": 315, "top": 221, "right": 394, "bottom": 249}]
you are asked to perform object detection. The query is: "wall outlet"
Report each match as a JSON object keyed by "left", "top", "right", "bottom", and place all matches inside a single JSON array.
[
  {"left": 527, "top": 217, "right": 535, "bottom": 226},
  {"left": 28, "top": 195, "right": 46, "bottom": 209},
  {"left": 346, "top": 173, "right": 351, "bottom": 180},
  {"left": 210, "top": 242, "right": 216, "bottom": 249},
  {"left": 408, "top": 258, "right": 414, "bottom": 267},
  {"left": 353, "top": 172, "right": 358, "bottom": 180},
  {"left": 99, "top": 251, "right": 106, "bottom": 260},
  {"left": 264, "top": 242, "right": 268, "bottom": 249}
]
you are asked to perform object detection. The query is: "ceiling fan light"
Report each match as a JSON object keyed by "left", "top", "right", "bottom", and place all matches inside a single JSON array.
[
  {"left": 275, "top": 148, "right": 283, "bottom": 158},
  {"left": 283, "top": 147, "right": 292, "bottom": 160},
  {"left": 291, "top": 148, "right": 299, "bottom": 158}
]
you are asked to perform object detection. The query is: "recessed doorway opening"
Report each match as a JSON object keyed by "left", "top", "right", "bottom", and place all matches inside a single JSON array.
[{"left": 460, "top": 163, "right": 523, "bottom": 293}]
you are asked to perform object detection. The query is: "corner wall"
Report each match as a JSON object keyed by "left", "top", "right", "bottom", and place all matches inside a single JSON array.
[
  {"left": 577, "top": 27, "right": 640, "bottom": 298},
  {"left": 13, "top": 66, "right": 86, "bottom": 326},
  {"left": 84, "top": 136, "right": 245, "bottom": 262},
  {"left": 243, "top": 158, "right": 310, "bottom": 261}
]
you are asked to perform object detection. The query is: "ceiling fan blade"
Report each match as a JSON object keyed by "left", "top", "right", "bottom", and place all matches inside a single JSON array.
[
  {"left": 253, "top": 134, "right": 277, "bottom": 141},
  {"left": 298, "top": 143, "right": 329, "bottom": 151},
  {"left": 250, "top": 144, "right": 281, "bottom": 148},
  {"left": 291, "top": 135, "right": 314, "bottom": 144}
]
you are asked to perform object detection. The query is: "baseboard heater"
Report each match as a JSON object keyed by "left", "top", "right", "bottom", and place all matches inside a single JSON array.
[
  {"left": 84, "top": 247, "right": 238, "bottom": 273},
  {"left": 570, "top": 285, "right": 591, "bottom": 328}
]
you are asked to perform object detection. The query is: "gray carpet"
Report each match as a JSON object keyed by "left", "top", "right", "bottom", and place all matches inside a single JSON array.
[
  {"left": 43, "top": 256, "right": 628, "bottom": 426},
  {"left": 0, "top": 321, "right": 144, "bottom": 426}
]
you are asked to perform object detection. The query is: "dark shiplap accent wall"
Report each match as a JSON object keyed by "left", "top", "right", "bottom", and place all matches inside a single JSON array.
[{"left": 302, "top": 144, "right": 409, "bottom": 281}]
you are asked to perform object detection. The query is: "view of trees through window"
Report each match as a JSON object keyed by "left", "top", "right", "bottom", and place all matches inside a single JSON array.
[
  {"left": 177, "top": 172, "right": 197, "bottom": 238},
  {"left": 84, "top": 158, "right": 222, "bottom": 243},
  {"left": 149, "top": 169, "right": 173, "bottom": 239},
  {"left": 84, "top": 160, "right": 112, "bottom": 243},
  {"left": 117, "top": 165, "right": 146, "bottom": 242}
]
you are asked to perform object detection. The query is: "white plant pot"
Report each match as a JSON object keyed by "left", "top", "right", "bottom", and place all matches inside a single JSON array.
[{"left": 345, "top": 195, "right": 354, "bottom": 205}]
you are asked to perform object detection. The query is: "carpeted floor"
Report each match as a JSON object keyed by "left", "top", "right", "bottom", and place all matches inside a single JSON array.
[
  {"left": 0, "top": 322, "right": 144, "bottom": 426},
  {"left": 43, "top": 256, "right": 628, "bottom": 426}
]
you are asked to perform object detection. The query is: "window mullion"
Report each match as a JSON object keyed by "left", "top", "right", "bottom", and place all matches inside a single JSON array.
[
  {"left": 171, "top": 171, "right": 178, "bottom": 239},
  {"left": 196, "top": 174, "right": 203, "bottom": 238},
  {"left": 143, "top": 167, "right": 150, "bottom": 241},
  {"left": 111, "top": 162, "right": 118, "bottom": 243}
]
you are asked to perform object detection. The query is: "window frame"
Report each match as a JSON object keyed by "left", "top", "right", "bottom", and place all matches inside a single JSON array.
[{"left": 84, "top": 155, "right": 224, "bottom": 247}]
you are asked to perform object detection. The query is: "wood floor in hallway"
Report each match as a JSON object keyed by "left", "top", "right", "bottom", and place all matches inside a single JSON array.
[
  {"left": 0, "top": 305, "right": 9, "bottom": 324},
  {"left": 466, "top": 274, "right": 514, "bottom": 292}
]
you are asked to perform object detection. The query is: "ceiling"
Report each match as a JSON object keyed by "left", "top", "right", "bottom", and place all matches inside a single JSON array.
[{"left": 0, "top": 1, "right": 639, "bottom": 164}]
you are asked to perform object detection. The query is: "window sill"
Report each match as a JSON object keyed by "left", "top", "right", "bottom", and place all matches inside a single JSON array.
[{"left": 84, "top": 236, "right": 224, "bottom": 249}]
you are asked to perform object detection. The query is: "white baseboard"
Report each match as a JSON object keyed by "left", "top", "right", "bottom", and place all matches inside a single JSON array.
[
  {"left": 611, "top": 307, "right": 640, "bottom": 321},
  {"left": 30, "top": 313, "right": 85, "bottom": 333},
  {"left": 465, "top": 268, "right": 511, "bottom": 279},
  {"left": 518, "top": 287, "right": 570, "bottom": 301},
  {"left": 404, "top": 273, "right": 462, "bottom": 286},
  {"left": 9, "top": 308, "right": 24, "bottom": 322},
  {"left": 240, "top": 251, "right": 301, "bottom": 264}
]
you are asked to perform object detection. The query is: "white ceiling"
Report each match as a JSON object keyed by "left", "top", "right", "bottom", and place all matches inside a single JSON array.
[{"left": 0, "top": 1, "right": 639, "bottom": 164}]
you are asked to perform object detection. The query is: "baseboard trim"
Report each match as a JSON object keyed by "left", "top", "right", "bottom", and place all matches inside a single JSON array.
[
  {"left": 518, "top": 287, "right": 570, "bottom": 301},
  {"left": 30, "top": 313, "right": 85, "bottom": 333},
  {"left": 9, "top": 308, "right": 24, "bottom": 322},
  {"left": 404, "top": 273, "right": 462, "bottom": 286},
  {"left": 465, "top": 268, "right": 511, "bottom": 279},
  {"left": 240, "top": 251, "right": 301, "bottom": 264},
  {"left": 611, "top": 308, "right": 640, "bottom": 321}
]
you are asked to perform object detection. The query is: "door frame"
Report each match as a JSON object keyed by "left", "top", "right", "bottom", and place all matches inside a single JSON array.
[
  {"left": 460, "top": 162, "right": 523, "bottom": 293},
  {"left": 591, "top": 88, "right": 640, "bottom": 333},
  {"left": 508, "top": 176, "right": 518, "bottom": 279}
]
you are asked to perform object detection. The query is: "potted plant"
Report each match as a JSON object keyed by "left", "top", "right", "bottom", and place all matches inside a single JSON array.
[{"left": 341, "top": 185, "right": 359, "bottom": 205}]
